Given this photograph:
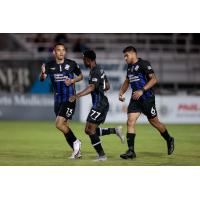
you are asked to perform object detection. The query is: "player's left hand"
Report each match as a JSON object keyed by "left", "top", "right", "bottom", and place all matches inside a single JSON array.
[
  {"left": 65, "top": 78, "right": 75, "bottom": 86},
  {"left": 132, "top": 90, "right": 143, "bottom": 100},
  {"left": 69, "top": 95, "right": 77, "bottom": 102}
]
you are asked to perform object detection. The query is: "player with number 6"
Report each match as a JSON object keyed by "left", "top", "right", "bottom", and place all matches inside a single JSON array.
[{"left": 119, "top": 46, "right": 174, "bottom": 159}]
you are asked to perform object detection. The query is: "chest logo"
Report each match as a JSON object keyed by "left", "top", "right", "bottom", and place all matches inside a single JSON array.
[
  {"left": 50, "top": 67, "right": 56, "bottom": 70},
  {"left": 65, "top": 64, "right": 70, "bottom": 70},
  {"left": 135, "top": 65, "right": 139, "bottom": 71}
]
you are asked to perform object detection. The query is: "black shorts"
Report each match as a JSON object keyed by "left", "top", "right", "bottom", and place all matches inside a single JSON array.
[
  {"left": 128, "top": 97, "right": 157, "bottom": 119},
  {"left": 87, "top": 98, "right": 109, "bottom": 125},
  {"left": 54, "top": 101, "right": 76, "bottom": 120}
]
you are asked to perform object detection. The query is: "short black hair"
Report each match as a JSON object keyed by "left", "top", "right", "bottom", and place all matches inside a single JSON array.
[
  {"left": 83, "top": 50, "right": 96, "bottom": 61},
  {"left": 123, "top": 46, "right": 137, "bottom": 54},
  {"left": 54, "top": 42, "right": 65, "bottom": 49}
]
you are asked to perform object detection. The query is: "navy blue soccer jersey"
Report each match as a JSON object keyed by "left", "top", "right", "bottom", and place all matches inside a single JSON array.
[
  {"left": 44, "top": 58, "right": 81, "bottom": 103},
  {"left": 126, "top": 58, "right": 155, "bottom": 100},
  {"left": 88, "top": 65, "right": 108, "bottom": 108}
]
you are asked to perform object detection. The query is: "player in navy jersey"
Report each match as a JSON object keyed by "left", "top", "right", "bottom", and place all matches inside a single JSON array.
[
  {"left": 119, "top": 46, "right": 174, "bottom": 159},
  {"left": 69, "top": 50, "right": 124, "bottom": 161},
  {"left": 40, "top": 43, "right": 83, "bottom": 159}
]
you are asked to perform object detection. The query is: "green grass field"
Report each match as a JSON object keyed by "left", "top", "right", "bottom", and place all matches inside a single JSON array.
[{"left": 0, "top": 121, "right": 200, "bottom": 166}]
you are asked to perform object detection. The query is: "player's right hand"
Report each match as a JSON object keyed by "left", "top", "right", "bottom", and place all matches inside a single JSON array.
[
  {"left": 40, "top": 64, "right": 47, "bottom": 80},
  {"left": 119, "top": 94, "right": 125, "bottom": 102},
  {"left": 41, "top": 64, "right": 46, "bottom": 74}
]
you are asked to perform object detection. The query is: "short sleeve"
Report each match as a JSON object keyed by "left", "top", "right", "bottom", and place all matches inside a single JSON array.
[
  {"left": 89, "top": 69, "right": 100, "bottom": 88},
  {"left": 126, "top": 65, "right": 130, "bottom": 79},
  {"left": 72, "top": 61, "right": 82, "bottom": 76},
  {"left": 104, "top": 74, "right": 109, "bottom": 84},
  {"left": 141, "top": 61, "right": 154, "bottom": 75}
]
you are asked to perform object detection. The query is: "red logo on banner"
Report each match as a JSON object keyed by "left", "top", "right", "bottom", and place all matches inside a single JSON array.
[{"left": 178, "top": 104, "right": 199, "bottom": 111}]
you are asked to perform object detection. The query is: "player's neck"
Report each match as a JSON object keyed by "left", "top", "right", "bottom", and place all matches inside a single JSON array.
[
  {"left": 131, "top": 58, "right": 138, "bottom": 65},
  {"left": 90, "top": 62, "right": 96, "bottom": 69},
  {"left": 56, "top": 58, "right": 65, "bottom": 64}
]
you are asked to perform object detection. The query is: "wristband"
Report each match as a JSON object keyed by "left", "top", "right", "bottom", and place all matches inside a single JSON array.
[{"left": 141, "top": 88, "right": 146, "bottom": 92}]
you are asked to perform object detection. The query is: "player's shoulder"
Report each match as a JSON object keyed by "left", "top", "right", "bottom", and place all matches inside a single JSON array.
[
  {"left": 65, "top": 58, "right": 77, "bottom": 66},
  {"left": 138, "top": 58, "right": 151, "bottom": 66},
  {"left": 139, "top": 58, "right": 150, "bottom": 65},
  {"left": 92, "top": 65, "right": 102, "bottom": 74},
  {"left": 44, "top": 58, "right": 55, "bottom": 68},
  {"left": 96, "top": 65, "right": 103, "bottom": 72}
]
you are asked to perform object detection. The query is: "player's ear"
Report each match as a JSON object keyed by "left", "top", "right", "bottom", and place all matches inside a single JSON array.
[{"left": 86, "top": 57, "right": 90, "bottom": 63}]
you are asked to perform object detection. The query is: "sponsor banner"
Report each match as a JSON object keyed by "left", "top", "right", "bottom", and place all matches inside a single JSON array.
[
  {"left": 80, "top": 92, "right": 200, "bottom": 124},
  {"left": 0, "top": 93, "right": 54, "bottom": 120},
  {"left": 1, "top": 93, "right": 200, "bottom": 123},
  {"left": 0, "top": 60, "right": 42, "bottom": 93},
  {"left": 156, "top": 96, "right": 200, "bottom": 124},
  {"left": 0, "top": 93, "right": 79, "bottom": 121}
]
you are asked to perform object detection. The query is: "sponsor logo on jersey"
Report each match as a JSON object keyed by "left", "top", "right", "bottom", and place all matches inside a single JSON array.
[
  {"left": 128, "top": 74, "right": 140, "bottom": 82},
  {"left": 54, "top": 74, "right": 66, "bottom": 82},
  {"left": 92, "top": 78, "right": 98, "bottom": 82}
]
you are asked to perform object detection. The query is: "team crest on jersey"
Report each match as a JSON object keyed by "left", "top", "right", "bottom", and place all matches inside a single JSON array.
[
  {"left": 135, "top": 65, "right": 139, "bottom": 71},
  {"left": 65, "top": 64, "right": 70, "bottom": 70},
  {"left": 147, "top": 66, "right": 152, "bottom": 70}
]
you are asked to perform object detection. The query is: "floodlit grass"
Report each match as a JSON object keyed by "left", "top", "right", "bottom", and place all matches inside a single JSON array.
[{"left": 0, "top": 121, "right": 200, "bottom": 166}]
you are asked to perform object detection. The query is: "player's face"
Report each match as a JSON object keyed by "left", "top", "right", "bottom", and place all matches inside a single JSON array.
[
  {"left": 124, "top": 51, "right": 135, "bottom": 64},
  {"left": 83, "top": 56, "right": 90, "bottom": 68},
  {"left": 53, "top": 45, "right": 66, "bottom": 60}
]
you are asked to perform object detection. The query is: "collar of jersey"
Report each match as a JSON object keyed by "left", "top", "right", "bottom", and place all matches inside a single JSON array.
[{"left": 128, "top": 58, "right": 141, "bottom": 68}]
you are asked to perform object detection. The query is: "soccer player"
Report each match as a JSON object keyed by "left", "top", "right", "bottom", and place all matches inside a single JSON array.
[
  {"left": 119, "top": 46, "right": 174, "bottom": 159},
  {"left": 40, "top": 43, "right": 83, "bottom": 159},
  {"left": 69, "top": 50, "right": 124, "bottom": 161}
]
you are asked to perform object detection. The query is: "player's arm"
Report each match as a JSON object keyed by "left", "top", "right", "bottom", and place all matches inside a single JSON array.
[
  {"left": 65, "top": 62, "right": 83, "bottom": 86},
  {"left": 104, "top": 76, "right": 110, "bottom": 91},
  {"left": 132, "top": 61, "right": 157, "bottom": 100},
  {"left": 132, "top": 73, "right": 157, "bottom": 100},
  {"left": 143, "top": 73, "right": 157, "bottom": 91},
  {"left": 75, "top": 73, "right": 83, "bottom": 83},
  {"left": 69, "top": 84, "right": 95, "bottom": 102},
  {"left": 65, "top": 73, "right": 83, "bottom": 86},
  {"left": 69, "top": 69, "right": 99, "bottom": 102},
  {"left": 77, "top": 84, "right": 95, "bottom": 98},
  {"left": 119, "top": 78, "right": 129, "bottom": 102},
  {"left": 39, "top": 63, "right": 47, "bottom": 81}
]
